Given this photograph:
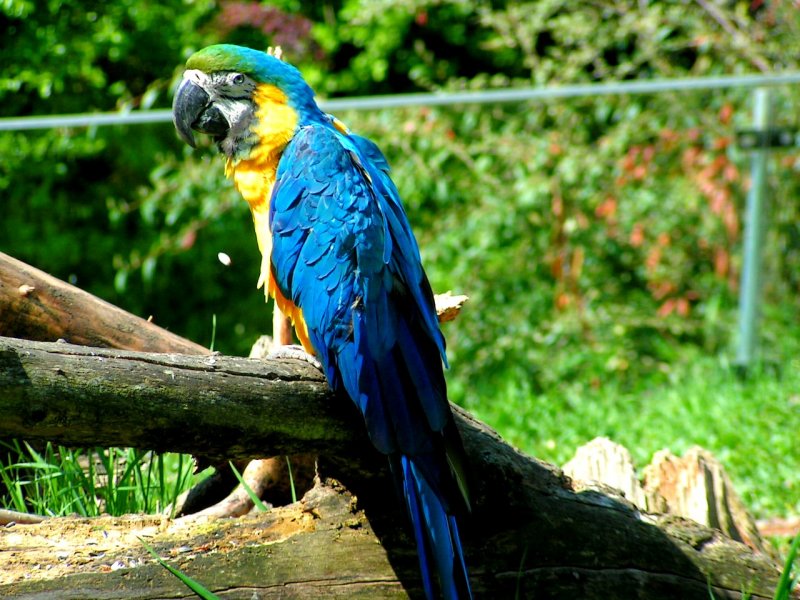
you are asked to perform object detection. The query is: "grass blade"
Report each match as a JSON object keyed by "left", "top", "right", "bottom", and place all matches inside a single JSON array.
[
  {"left": 210, "top": 313, "right": 217, "bottom": 352},
  {"left": 774, "top": 532, "right": 800, "bottom": 600},
  {"left": 229, "top": 461, "right": 269, "bottom": 512},
  {"left": 139, "top": 538, "right": 220, "bottom": 600},
  {"left": 285, "top": 456, "right": 297, "bottom": 504}
]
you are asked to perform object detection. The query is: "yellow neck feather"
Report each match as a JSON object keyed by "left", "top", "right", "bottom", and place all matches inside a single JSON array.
[
  {"left": 226, "top": 84, "right": 298, "bottom": 211},
  {"left": 223, "top": 83, "right": 298, "bottom": 300},
  {"left": 224, "top": 84, "right": 313, "bottom": 354}
]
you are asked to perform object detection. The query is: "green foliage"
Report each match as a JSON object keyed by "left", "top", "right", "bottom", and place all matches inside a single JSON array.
[
  {"left": 1, "top": 0, "right": 210, "bottom": 115},
  {"left": 327, "top": 1, "right": 800, "bottom": 392},
  {"left": 3, "top": 0, "right": 800, "bottom": 535}
]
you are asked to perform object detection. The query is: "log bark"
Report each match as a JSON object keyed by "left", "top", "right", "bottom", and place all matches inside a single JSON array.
[
  {"left": 0, "top": 252, "right": 209, "bottom": 354},
  {"left": 0, "top": 336, "right": 788, "bottom": 599},
  {"left": 0, "top": 336, "right": 341, "bottom": 459}
]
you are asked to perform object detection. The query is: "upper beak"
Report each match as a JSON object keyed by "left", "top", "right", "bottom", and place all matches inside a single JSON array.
[{"left": 172, "top": 74, "right": 211, "bottom": 148}]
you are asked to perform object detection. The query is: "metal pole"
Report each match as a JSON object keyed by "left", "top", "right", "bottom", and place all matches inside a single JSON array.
[{"left": 736, "top": 88, "right": 772, "bottom": 368}]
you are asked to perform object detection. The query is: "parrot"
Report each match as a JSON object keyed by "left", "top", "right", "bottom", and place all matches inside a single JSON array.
[{"left": 172, "top": 44, "right": 472, "bottom": 599}]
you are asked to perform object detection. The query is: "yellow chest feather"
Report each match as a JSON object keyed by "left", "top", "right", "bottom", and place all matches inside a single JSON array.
[
  {"left": 224, "top": 84, "right": 311, "bottom": 350},
  {"left": 226, "top": 84, "right": 297, "bottom": 209},
  {"left": 226, "top": 84, "right": 297, "bottom": 280}
]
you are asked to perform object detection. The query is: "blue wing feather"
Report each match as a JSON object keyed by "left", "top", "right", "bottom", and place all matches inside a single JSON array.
[{"left": 270, "top": 122, "right": 470, "bottom": 599}]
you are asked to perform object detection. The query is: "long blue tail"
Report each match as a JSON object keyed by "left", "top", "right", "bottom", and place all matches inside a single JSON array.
[{"left": 400, "top": 455, "right": 472, "bottom": 600}]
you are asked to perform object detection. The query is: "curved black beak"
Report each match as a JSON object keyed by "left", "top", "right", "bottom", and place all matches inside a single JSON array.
[
  {"left": 172, "top": 76, "right": 210, "bottom": 148},
  {"left": 173, "top": 73, "right": 233, "bottom": 148}
]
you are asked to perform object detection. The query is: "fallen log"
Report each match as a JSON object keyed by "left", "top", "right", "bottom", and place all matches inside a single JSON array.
[
  {"left": 0, "top": 336, "right": 787, "bottom": 599},
  {"left": 0, "top": 251, "right": 290, "bottom": 520}
]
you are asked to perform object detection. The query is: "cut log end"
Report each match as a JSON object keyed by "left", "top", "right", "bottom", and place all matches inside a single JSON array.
[{"left": 563, "top": 437, "right": 781, "bottom": 561}]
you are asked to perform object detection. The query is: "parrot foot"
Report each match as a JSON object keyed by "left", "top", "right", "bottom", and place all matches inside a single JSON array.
[{"left": 267, "top": 344, "right": 323, "bottom": 372}]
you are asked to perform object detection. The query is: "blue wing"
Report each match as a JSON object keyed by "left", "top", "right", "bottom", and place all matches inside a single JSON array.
[{"left": 270, "top": 122, "right": 471, "bottom": 599}]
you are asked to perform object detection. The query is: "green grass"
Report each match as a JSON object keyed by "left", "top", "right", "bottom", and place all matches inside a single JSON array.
[
  {"left": 228, "top": 460, "right": 269, "bottom": 512},
  {"left": 453, "top": 351, "right": 800, "bottom": 521},
  {"left": 285, "top": 455, "right": 298, "bottom": 503},
  {"left": 0, "top": 441, "right": 201, "bottom": 517}
]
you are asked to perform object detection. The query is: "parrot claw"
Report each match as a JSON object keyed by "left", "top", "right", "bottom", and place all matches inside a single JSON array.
[{"left": 267, "top": 344, "right": 323, "bottom": 373}]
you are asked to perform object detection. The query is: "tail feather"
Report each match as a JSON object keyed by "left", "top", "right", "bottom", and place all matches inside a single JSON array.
[{"left": 401, "top": 455, "right": 472, "bottom": 600}]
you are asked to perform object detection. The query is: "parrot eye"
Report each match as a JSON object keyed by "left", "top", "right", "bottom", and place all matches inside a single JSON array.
[{"left": 232, "top": 73, "right": 245, "bottom": 85}]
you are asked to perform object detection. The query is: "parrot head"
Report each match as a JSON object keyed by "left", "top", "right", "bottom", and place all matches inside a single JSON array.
[{"left": 172, "top": 44, "right": 318, "bottom": 156}]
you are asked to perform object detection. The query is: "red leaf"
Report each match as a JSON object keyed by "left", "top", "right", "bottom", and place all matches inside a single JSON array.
[
  {"left": 179, "top": 229, "right": 197, "bottom": 250},
  {"left": 657, "top": 298, "right": 676, "bottom": 318}
]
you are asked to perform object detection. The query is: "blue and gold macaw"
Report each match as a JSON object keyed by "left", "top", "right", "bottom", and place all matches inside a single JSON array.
[{"left": 173, "top": 44, "right": 471, "bottom": 599}]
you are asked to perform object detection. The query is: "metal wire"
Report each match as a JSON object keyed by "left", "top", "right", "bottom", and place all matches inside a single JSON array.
[{"left": 1, "top": 71, "right": 800, "bottom": 132}]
